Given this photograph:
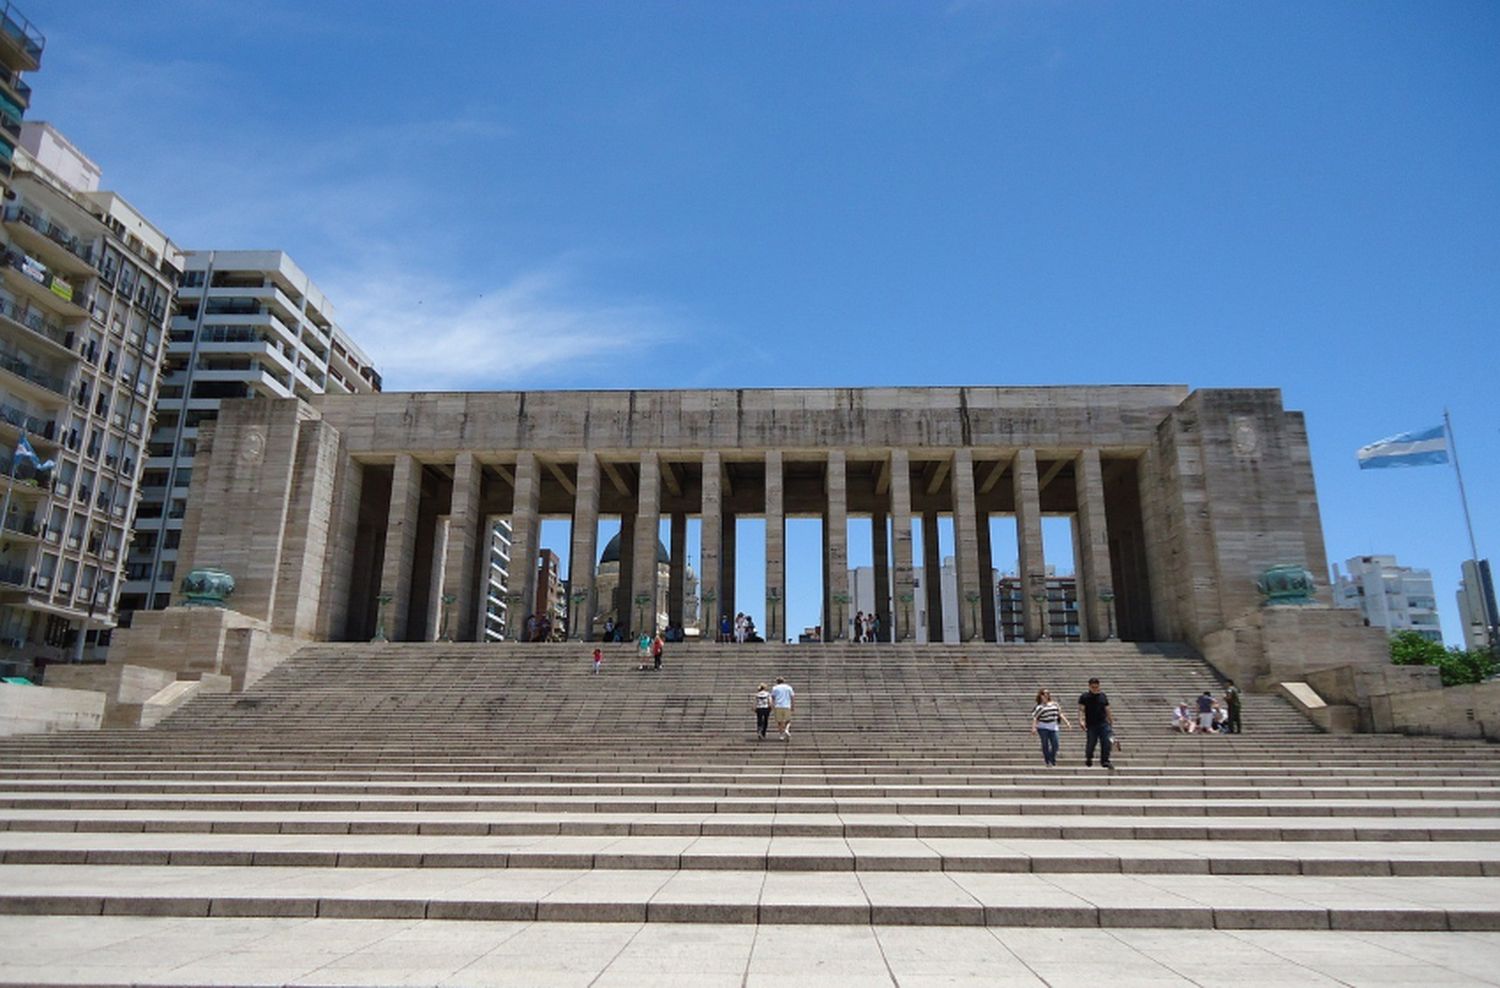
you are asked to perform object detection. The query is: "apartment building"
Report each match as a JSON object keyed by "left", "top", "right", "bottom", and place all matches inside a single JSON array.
[
  {"left": 0, "top": 122, "right": 181, "bottom": 674},
  {"left": 0, "top": 3, "right": 41, "bottom": 191},
  {"left": 119, "top": 250, "right": 380, "bottom": 618},
  {"left": 483, "top": 518, "right": 513, "bottom": 641},
  {"left": 1333, "top": 554, "right": 1443, "bottom": 643}
]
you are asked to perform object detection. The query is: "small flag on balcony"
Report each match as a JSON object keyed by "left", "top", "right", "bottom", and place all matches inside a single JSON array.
[
  {"left": 13, "top": 434, "right": 54, "bottom": 473},
  {"left": 1356, "top": 425, "right": 1449, "bottom": 470}
]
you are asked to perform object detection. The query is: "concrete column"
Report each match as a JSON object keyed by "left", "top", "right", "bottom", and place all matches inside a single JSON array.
[
  {"left": 890, "top": 450, "right": 916, "bottom": 641},
  {"left": 764, "top": 450, "right": 785, "bottom": 643},
  {"left": 699, "top": 451, "right": 722, "bottom": 638},
  {"left": 632, "top": 451, "right": 662, "bottom": 634},
  {"left": 872, "top": 510, "right": 890, "bottom": 642},
  {"left": 1012, "top": 448, "right": 1044, "bottom": 641},
  {"left": 440, "top": 452, "right": 482, "bottom": 641},
  {"left": 1075, "top": 447, "right": 1115, "bottom": 641},
  {"left": 669, "top": 512, "right": 687, "bottom": 629},
  {"left": 922, "top": 511, "right": 943, "bottom": 642},
  {"left": 950, "top": 449, "right": 983, "bottom": 642},
  {"left": 976, "top": 509, "right": 997, "bottom": 642},
  {"left": 273, "top": 419, "right": 342, "bottom": 639},
  {"left": 380, "top": 453, "right": 422, "bottom": 641},
  {"left": 721, "top": 512, "right": 737, "bottom": 621},
  {"left": 509, "top": 453, "right": 542, "bottom": 639},
  {"left": 569, "top": 453, "right": 601, "bottom": 640},
  {"left": 615, "top": 509, "right": 635, "bottom": 631},
  {"left": 825, "top": 451, "right": 849, "bottom": 640}
]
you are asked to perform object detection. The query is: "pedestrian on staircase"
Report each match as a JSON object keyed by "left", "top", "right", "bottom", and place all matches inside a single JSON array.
[
  {"left": 592, "top": 647, "right": 602, "bottom": 675},
  {"left": 652, "top": 632, "right": 664, "bottom": 670},
  {"left": 1031, "top": 689, "right": 1072, "bottom": 766},
  {"left": 1077, "top": 678, "right": 1115, "bottom": 769},
  {"left": 753, "top": 682, "right": 772, "bottom": 739},
  {"left": 771, "top": 677, "right": 796, "bottom": 740},
  {"left": 1224, "top": 680, "right": 1243, "bottom": 733},
  {"left": 637, "top": 632, "right": 651, "bottom": 670}
]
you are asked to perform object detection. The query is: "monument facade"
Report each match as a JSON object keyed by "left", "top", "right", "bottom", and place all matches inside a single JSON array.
[{"left": 164, "top": 385, "right": 1347, "bottom": 677}]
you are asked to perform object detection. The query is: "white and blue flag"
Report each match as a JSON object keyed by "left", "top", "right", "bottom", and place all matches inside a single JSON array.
[
  {"left": 1356, "top": 425, "right": 1449, "bottom": 470},
  {"left": 13, "top": 434, "right": 54, "bottom": 473}
]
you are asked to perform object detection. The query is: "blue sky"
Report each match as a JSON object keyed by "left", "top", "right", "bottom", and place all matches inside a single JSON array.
[{"left": 28, "top": 1, "right": 1499, "bottom": 643}]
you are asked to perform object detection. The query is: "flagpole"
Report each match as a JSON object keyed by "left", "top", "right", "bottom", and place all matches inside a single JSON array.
[{"left": 1444, "top": 408, "right": 1482, "bottom": 565}]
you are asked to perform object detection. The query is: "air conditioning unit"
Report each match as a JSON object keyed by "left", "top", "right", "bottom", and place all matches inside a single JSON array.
[
  {"left": 57, "top": 581, "right": 72, "bottom": 594},
  {"left": 33, "top": 575, "right": 48, "bottom": 589},
  {"left": 65, "top": 536, "right": 79, "bottom": 549}
]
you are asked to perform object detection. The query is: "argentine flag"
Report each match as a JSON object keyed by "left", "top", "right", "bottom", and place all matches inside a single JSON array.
[
  {"left": 13, "top": 434, "right": 54, "bottom": 473},
  {"left": 1356, "top": 425, "right": 1449, "bottom": 470}
]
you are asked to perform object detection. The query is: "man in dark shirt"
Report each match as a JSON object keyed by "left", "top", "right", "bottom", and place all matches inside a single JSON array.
[{"left": 1077, "top": 677, "right": 1114, "bottom": 770}]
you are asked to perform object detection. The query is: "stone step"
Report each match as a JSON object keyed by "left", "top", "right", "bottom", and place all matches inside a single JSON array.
[
  {"left": 3, "top": 831, "right": 1499, "bottom": 877},
  {"left": 2, "top": 863, "right": 1497, "bottom": 930},
  {"left": 6, "top": 809, "right": 1500, "bottom": 841}
]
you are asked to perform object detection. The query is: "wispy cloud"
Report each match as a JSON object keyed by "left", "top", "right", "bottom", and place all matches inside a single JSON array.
[{"left": 324, "top": 261, "right": 679, "bottom": 392}]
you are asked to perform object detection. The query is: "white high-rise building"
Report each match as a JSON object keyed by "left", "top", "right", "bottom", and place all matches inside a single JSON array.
[
  {"left": 119, "top": 250, "right": 380, "bottom": 620},
  {"left": 1332, "top": 555, "right": 1443, "bottom": 643},
  {"left": 483, "top": 518, "right": 513, "bottom": 641},
  {"left": 0, "top": 121, "right": 180, "bottom": 675},
  {"left": 1457, "top": 559, "right": 1497, "bottom": 654}
]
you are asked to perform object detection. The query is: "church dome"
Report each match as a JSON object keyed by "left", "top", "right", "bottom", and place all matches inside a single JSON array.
[{"left": 599, "top": 532, "right": 670, "bottom": 566}]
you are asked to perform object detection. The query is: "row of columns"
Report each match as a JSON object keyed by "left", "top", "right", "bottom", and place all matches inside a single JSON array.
[{"left": 375, "top": 448, "right": 1119, "bottom": 643}]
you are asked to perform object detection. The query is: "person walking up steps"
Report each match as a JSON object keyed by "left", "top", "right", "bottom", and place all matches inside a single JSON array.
[
  {"left": 770, "top": 676, "right": 796, "bottom": 740},
  {"left": 1077, "top": 677, "right": 1115, "bottom": 769},
  {"left": 753, "top": 682, "right": 772, "bottom": 739},
  {"left": 1030, "top": 688, "right": 1072, "bottom": 766},
  {"left": 592, "top": 647, "right": 602, "bottom": 675}
]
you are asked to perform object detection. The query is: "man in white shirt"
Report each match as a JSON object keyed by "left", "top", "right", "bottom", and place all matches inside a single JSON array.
[{"left": 770, "top": 677, "right": 796, "bottom": 740}]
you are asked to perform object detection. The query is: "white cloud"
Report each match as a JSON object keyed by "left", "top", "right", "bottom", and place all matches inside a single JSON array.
[{"left": 324, "top": 262, "right": 678, "bottom": 392}]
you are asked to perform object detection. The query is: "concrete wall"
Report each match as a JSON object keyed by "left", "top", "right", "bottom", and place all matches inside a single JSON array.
[
  {"left": 109, "top": 607, "right": 300, "bottom": 692},
  {"left": 1378, "top": 680, "right": 1500, "bottom": 741},
  {"left": 0, "top": 683, "right": 105, "bottom": 735}
]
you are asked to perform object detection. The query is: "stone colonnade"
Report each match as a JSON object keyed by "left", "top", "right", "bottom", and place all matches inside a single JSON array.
[{"left": 372, "top": 446, "right": 1127, "bottom": 644}]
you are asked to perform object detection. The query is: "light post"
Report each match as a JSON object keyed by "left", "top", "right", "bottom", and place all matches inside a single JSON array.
[
  {"left": 500, "top": 591, "right": 524, "bottom": 640},
  {"left": 437, "top": 592, "right": 456, "bottom": 642},
  {"left": 634, "top": 592, "right": 651, "bottom": 635},
  {"left": 766, "top": 587, "right": 781, "bottom": 641},
  {"left": 569, "top": 589, "right": 588, "bottom": 640},
  {"left": 964, "top": 591, "right": 980, "bottom": 642},
  {"left": 1028, "top": 573, "right": 1048, "bottom": 642},
  {"left": 71, "top": 573, "right": 112, "bottom": 662},
  {"left": 832, "top": 591, "right": 850, "bottom": 641},
  {"left": 372, "top": 591, "right": 393, "bottom": 642},
  {"left": 1099, "top": 587, "right": 1117, "bottom": 641},
  {"left": 898, "top": 591, "right": 914, "bottom": 641},
  {"left": 701, "top": 590, "right": 717, "bottom": 639}
]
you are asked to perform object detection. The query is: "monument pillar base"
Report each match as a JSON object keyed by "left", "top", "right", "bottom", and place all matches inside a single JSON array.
[
  {"left": 109, "top": 607, "right": 302, "bottom": 692},
  {"left": 1201, "top": 605, "right": 1391, "bottom": 694}
]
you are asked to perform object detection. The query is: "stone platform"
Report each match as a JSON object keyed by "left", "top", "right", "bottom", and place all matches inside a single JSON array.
[{"left": 1, "top": 641, "right": 1498, "bottom": 986}]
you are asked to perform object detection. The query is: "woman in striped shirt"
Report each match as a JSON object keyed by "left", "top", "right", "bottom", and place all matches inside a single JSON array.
[{"left": 1031, "top": 689, "right": 1072, "bottom": 767}]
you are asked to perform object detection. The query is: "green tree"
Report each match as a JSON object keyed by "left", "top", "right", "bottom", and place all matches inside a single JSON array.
[{"left": 1388, "top": 630, "right": 1497, "bottom": 687}]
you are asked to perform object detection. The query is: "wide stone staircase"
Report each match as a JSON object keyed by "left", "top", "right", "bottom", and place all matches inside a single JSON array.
[{"left": 2, "top": 640, "right": 1499, "bottom": 985}]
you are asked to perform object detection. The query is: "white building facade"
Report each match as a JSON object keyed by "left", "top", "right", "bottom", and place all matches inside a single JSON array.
[
  {"left": 1457, "top": 558, "right": 1497, "bottom": 654},
  {"left": 1333, "top": 555, "right": 1443, "bottom": 643}
]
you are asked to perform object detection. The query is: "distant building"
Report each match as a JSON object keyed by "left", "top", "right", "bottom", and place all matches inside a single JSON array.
[
  {"left": 534, "top": 548, "right": 565, "bottom": 631},
  {"left": 590, "top": 532, "right": 697, "bottom": 637},
  {"left": 996, "top": 570, "right": 1081, "bottom": 642},
  {"left": 1332, "top": 555, "right": 1442, "bottom": 643},
  {"left": 1457, "top": 558, "right": 1498, "bottom": 653},
  {"left": 483, "top": 518, "right": 512, "bottom": 642}
]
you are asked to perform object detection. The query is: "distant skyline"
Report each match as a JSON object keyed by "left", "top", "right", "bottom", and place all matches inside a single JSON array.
[{"left": 27, "top": 1, "right": 1498, "bottom": 643}]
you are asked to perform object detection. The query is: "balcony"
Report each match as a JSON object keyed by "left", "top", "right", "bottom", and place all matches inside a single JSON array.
[
  {"left": 0, "top": 400, "right": 52, "bottom": 442},
  {"left": 0, "top": 563, "right": 26, "bottom": 589},
  {"left": 0, "top": 349, "right": 68, "bottom": 399},
  {"left": 0, "top": 291, "right": 72, "bottom": 356},
  {"left": 0, "top": 512, "right": 39, "bottom": 540},
  {"left": 2, "top": 206, "right": 95, "bottom": 278},
  {"left": 0, "top": 3, "right": 43, "bottom": 72},
  {"left": 0, "top": 65, "right": 30, "bottom": 108},
  {"left": 1, "top": 252, "right": 92, "bottom": 321}
]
